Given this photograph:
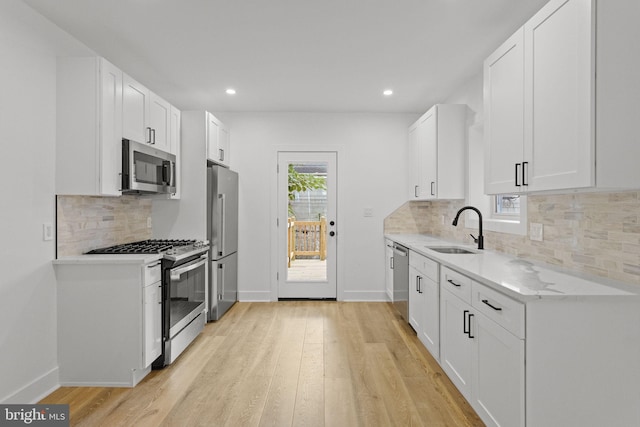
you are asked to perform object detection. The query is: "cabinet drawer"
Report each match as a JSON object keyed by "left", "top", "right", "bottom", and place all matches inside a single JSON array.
[
  {"left": 440, "top": 266, "right": 472, "bottom": 304},
  {"left": 144, "top": 261, "right": 162, "bottom": 285},
  {"left": 471, "top": 282, "right": 524, "bottom": 339},
  {"left": 409, "top": 251, "right": 438, "bottom": 282}
]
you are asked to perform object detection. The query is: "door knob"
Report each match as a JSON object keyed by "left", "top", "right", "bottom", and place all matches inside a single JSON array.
[{"left": 329, "top": 231, "right": 335, "bottom": 237}]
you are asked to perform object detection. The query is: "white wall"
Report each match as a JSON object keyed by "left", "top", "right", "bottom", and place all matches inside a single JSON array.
[
  {"left": 213, "top": 112, "right": 417, "bottom": 301},
  {"left": 0, "top": 0, "right": 91, "bottom": 403}
]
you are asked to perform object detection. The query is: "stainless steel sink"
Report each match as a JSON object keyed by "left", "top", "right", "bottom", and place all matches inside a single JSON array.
[{"left": 425, "top": 246, "right": 477, "bottom": 254}]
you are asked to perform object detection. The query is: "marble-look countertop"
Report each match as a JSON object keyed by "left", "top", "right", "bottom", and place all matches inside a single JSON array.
[
  {"left": 385, "top": 233, "right": 640, "bottom": 302},
  {"left": 53, "top": 253, "right": 163, "bottom": 265}
]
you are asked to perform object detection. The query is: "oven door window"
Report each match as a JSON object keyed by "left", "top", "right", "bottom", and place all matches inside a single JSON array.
[{"left": 169, "top": 257, "right": 206, "bottom": 335}]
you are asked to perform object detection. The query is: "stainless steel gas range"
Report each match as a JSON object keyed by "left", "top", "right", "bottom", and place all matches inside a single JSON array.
[{"left": 87, "top": 239, "right": 209, "bottom": 367}]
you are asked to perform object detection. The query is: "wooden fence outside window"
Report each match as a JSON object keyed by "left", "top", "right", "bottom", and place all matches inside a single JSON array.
[{"left": 287, "top": 217, "right": 327, "bottom": 267}]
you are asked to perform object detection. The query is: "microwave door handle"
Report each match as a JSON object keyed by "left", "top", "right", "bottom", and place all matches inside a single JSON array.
[
  {"left": 170, "top": 256, "right": 207, "bottom": 281},
  {"left": 218, "top": 194, "right": 226, "bottom": 257},
  {"left": 162, "top": 162, "right": 169, "bottom": 184},
  {"left": 169, "top": 161, "right": 175, "bottom": 188}
]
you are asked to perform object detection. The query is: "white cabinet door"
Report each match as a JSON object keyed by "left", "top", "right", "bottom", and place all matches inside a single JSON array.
[
  {"left": 408, "top": 265, "right": 423, "bottom": 333},
  {"left": 218, "top": 123, "right": 230, "bottom": 166},
  {"left": 169, "top": 105, "right": 181, "bottom": 156},
  {"left": 385, "top": 241, "right": 394, "bottom": 301},
  {"left": 408, "top": 124, "right": 420, "bottom": 199},
  {"left": 143, "top": 281, "right": 162, "bottom": 368},
  {"left": 440, "top": 288, "right": 473, "bottom": 400},
  {"left": 408, "top": 104, "right": 465, "bottom": 200},
  {"left": 419, "top": 275, "right": 439, "bottom": 360},
  {"left": 56, "top": 56, "right": 122, "bottom": 196},
  {"left": 484, "top": 28, "right": 525, "bottom": 195},
  {"left": 169, "top": 105, "right": 181, "bottom": 199},
  {"left": 98, "top": 58, "right": 123, "bottom": 196},
  {"left": 149, "top": 92, "right": 171, "bottom": 152},
  {"left": 122, "top": 74, "right": 151, "bottom": 144},
  {"left": 206, "top": 113, "right": 220, "bottom": 162},
  {"left": 524, "top": 0, "right": 594, "bottom": 192},
  {"left": 420, "top": 109, "right": 437, "bottom": 200},
  {"left": 472, "top": 311, "right": 525, "bottom": 427}
]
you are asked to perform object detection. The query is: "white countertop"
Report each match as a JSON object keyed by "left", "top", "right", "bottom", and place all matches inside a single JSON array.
[
  {"left": 385, "top": 234, "right": 640, "bottom": 302},
  {"left": 53, "top": 253, "right": 163, "bottom": 265}
]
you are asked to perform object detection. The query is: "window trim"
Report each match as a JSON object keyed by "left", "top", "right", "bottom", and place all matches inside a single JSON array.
[{"left": 466, "top": 195, "right": 528, "bottom": 236}]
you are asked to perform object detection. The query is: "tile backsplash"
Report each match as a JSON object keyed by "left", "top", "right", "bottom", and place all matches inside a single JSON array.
[
  {"left": 384, "top": 191, "right": 640, "bottom": 286},
  {"left": 56, "top": 195, "right": 152, "bottom": 257}
]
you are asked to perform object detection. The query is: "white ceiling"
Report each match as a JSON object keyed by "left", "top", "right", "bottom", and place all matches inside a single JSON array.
[{"left": 23, "top": 0, "right": 548, "bottom": 113}]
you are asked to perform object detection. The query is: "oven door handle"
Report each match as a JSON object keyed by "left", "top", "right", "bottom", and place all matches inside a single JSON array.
[{"left": 170, "top": 256, "right": 207, "bottom": 281}]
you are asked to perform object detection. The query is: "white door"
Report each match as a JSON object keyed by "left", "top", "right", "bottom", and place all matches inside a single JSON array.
[{"left": 278, "top": 152, "right": 337, "bottom": 299}]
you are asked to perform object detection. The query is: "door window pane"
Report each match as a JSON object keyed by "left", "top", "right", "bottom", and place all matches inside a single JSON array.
[{"left": 287, "top": 162, "right": 327, "bottom": 282}]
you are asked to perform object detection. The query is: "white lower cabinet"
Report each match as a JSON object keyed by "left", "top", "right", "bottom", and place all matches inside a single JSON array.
[
  {"left": 409, "top": 251, "right": 440, "bottom": 360},
  {"left": 440, "top": 288, "right": 474, "bottom": 399},
  {"left": 396, "top": 246, "right": 640, "bottom": 426},
  {"left": 55, "top": 258, "right": 163, "bottom": 387},
  {"left": 143, "top": 274, "right": 162, "bottom": 368},
  {"left": 472, "top": 309, "right": 524, "bottom": 427},
  {"left": 385, "top": 239, "right": 394, "bottom": 301},
  {"left": 440, "top": 270, "right": 525, "bottom": 427}
]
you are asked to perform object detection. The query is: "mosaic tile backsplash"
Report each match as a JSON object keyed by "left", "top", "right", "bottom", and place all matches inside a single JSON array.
[
  {"left": 56, "top": 195, "right": 152, "bottom": 257},
  {"left": 384, "top": 191, "right": 640, "bottom": 286}
]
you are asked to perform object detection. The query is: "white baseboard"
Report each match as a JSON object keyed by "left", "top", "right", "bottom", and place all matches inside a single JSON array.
[
  {"left": 1, "top": 367, "right": 59, "bottom": 404},
  {"left": 238, "top": 290, "right": 272, "bottom": 302},
  {"left": 342, "top": 290, "right": 388, "bottom": 301}
]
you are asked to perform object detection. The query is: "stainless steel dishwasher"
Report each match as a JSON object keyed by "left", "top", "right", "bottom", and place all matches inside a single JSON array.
[{"left": 388, "top": 243, "right": 409, "bottom": 322}]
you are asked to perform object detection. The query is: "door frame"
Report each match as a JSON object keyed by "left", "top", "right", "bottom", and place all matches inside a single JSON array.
[{"left": 270, "top": 146, "right": 341, "bottom": 301}]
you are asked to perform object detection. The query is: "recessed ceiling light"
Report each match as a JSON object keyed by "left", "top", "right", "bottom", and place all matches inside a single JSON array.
[
  {"left": 383, "top": 89, "right": 393, "bottom": 96},
  {"left": 226, "top": 88, "right": 236, "bottom": 95}
]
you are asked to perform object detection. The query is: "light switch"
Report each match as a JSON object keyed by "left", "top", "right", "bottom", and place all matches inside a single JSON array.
[
  {"left": 530, "top": 223, "right": 543, "bottom": 241},
  {"left": 363, "top": 207, "right": 373, "bottom": 217}
]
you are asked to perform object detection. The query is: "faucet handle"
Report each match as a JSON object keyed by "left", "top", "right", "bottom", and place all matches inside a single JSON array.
[{"left": 469, "top": 234, "right": 478, "bottom": 243}]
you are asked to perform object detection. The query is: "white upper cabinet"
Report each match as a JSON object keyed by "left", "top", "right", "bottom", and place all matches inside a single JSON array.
[
  {"left": 122, "top": 74, "right": 150, "bottom": 144},
  {"left": 168, "top": 105, "right": 181, "bottom": 199},
  {"left": 408, "top": 104, "right": 466, "bottom": 200},
  {"left": 484, "top": 28, "right": 525, "bottom": 195},
  {"left": 207, "top": 112, "right": 230, "bottom": 166},
  {"left": 149, "top": 92, "right": 171, "bottom": 153},
  {"left": 523, "top": 0, "right": 593, "bottom": 192},
  {"left": 56, "top": 57, "right": 122, "bottom": 196},
  {"left": 484, "top": 0, "right": 640, "bottom": 194},
  {"left": 123, "top": 74, "right": 175, "bottom": 154}
]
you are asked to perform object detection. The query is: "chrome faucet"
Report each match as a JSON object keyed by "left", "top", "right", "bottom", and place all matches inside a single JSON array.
[{"left": 452, "top": 206, "right": 484, "bottom": 250}]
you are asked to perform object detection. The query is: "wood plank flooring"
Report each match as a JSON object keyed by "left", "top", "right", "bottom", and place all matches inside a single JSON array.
[{"left": 40, "top": 302, "right": 484, "bottom": 426}]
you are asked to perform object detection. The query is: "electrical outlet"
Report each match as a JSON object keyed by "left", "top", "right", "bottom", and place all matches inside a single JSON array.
[
  {"left": 530, "top": 223, "right": 543, "bottom": 241},
  {"left": 147, "top": 217, "right": 152, "bottom": 229},
  {"left": 43, "top": 223, "right": 53, "bottom": 241},
  {"left": 441, "top": 215, "right": 445, "bottom": 225},
  {"left": 363, "top": 207, "right": 373, "bottom": 217}
]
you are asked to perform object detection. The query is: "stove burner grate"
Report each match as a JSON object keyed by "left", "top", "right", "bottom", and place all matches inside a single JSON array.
[{"left": 86, "top": 239, "right": 197, "bottom": 255}]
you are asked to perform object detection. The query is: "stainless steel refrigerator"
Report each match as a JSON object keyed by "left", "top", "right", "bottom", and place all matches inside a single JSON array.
[{"left": 207, "top": 164, "right": 238, "bottom": 321}]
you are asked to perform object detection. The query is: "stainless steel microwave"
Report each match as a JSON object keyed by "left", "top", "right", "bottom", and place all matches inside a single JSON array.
[{"left": 122, "top": 139, "right": 176, "bottom": 195}]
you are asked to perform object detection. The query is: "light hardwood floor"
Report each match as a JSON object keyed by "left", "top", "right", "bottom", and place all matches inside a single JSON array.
[{"left": 41, "top": 302, "right": 484, "bottom": 426}]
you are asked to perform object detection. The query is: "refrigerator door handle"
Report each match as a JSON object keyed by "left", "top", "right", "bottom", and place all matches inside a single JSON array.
[
  {"left": 218, "top": 193, "right": 226, "bottom": 257},
  {"left": 218, "top": 262, "right": 225, "bottom": 301}
]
